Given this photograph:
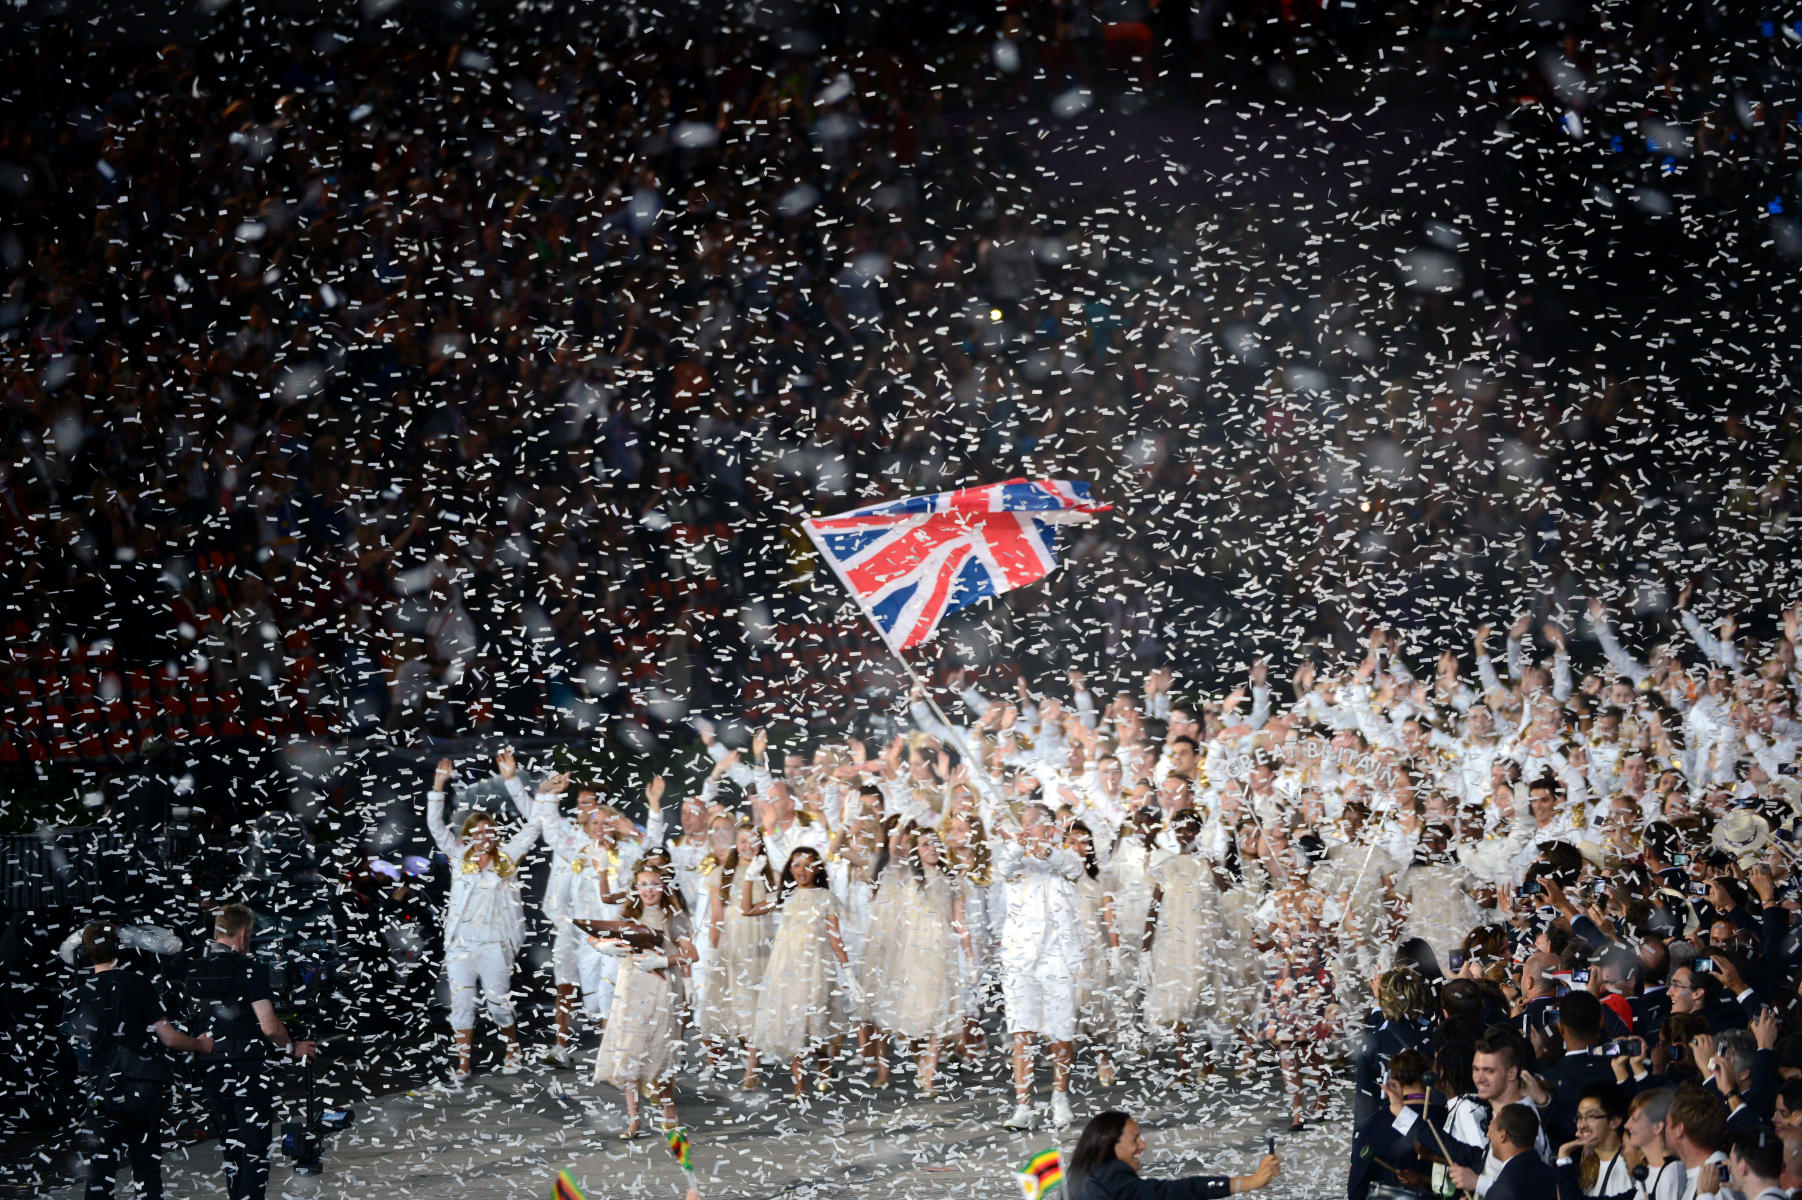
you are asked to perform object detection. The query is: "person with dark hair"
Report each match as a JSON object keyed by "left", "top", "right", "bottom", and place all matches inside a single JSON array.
[
  {"left": 1727, "top": 1124, "right": 1786, "bottom": 1200},
  {"left": 1539, "top": 990, "right": 1616, "bottom": 1143},
  {"left": 1635, "top": 938, "right": 1675, "bottom": 1041},
  {"left": 1773, "top": 1079, "right": 1802, "bottom": 1190},
  {"left": 1389, "top": 1025, "right": 1549, "bottom": 1194},
  {"left": 697, "top": 820, "right": 777, "bottom": 1090},
  {"left": 1484, "top": 1104, "right": 1556, "bottom": 1200},
  {"left": 1554, "top": 1082, "right": 1634, "bottom": 1198},
  {"left": 1064, "top": 1110, "right": 1279, "bottom": 1200},
  {"left": 750, "top": 846, "right": 853, "bottom": 1098},
  {"left": 1164, "top": 735, "right": 1202, "bottom": 784},
  {"left": 1699, "top": 1014, "right": 1783, "bottom": 1134},
  {"left": 1352, "top": 1048, "right": 1443, "bottom": 1199},
  {"left": 185, "top": 903, "right": 317, "bottom": 1200},
  {"left": 869, "top": 824, "right": 968, "bottom": 1097},
  {"left": 1066, "top": 820, "right": 1124, "bottom": 1089},
  {"left": 64, "top": 920, "right": 213, "bottom": 1200},
  {"left": 1142, "top": 809, "right": 1217, "bottom": 1075}
]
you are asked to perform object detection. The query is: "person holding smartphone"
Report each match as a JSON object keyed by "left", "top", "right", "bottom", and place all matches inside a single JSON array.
[{"left": 1064, "top": 1110, "right": 1280, "bottom": 1199}]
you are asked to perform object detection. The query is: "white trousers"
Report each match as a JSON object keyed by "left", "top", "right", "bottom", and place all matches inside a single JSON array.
[
  {"left": 1001, "top": 954, "right": 1077, "bottom": 1042},
  {"left": 446, "top": 942, "right": 516, "bottom": 1030},
  {"left": 550, "top": 922, "right": 582, "bottom": 988},
  {"left": 575, "top": 941, "right": 619, "bottom": 1021}
]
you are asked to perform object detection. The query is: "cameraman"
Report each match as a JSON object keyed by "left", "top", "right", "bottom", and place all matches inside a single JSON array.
[
  {"left": 186, "top": 903, "right": 317, "bottom": 1200},
  {"left": 65, "top": 920, "right": 213, "bottom": 1200}
]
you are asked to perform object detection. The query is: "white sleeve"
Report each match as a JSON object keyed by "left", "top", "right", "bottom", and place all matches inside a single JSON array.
[
  {"left": 909, "top": 700, "right": 968, "bottom": 746},
  {"left": 996, "top": 841, "right": 1026, "bottom": 880},
  {"left": 502, "top": 814, "right": 542, "bottom": 860},
  {"left": 1591, "top": 615, "right": 1651, "bottom": 686},
  {"left": 501, "top": 774, "right": 533, "bottom": 822},
  {"left": 644, "top": 807, "right": 670, "bottom": 848},
  {"left": 1476, "top": 649, "right": 1505, "bottom": 697},
  {"left": 1552, "top": 651, "right": 1574, "bottom": 702},
  {"left": 1072, "top": 687, "right": 1099, "bottom": 731},
  {"left": 957, "top": 685, "right": 994, "bottom": 719},
  {"left": 1680, "top": 610, "right": 1744, "bottom": 675},
  {"left": 534, "top": 798, "right": 580, "bottom": 854},
  {"left": 1046, "top": 847, "right": 1083, "bottom": 880},
  {"left": 1505, "top": 636, "right": 1526, "bottom": 681},
  {"left": 704, "top": 740, "right": 757, "bottom": 787},
  {"left": 1248, "top": 683, "right": 1271, "bottom": 731},
  {"left": 425, "top": 791, "right": 460, "bottom": 856}
]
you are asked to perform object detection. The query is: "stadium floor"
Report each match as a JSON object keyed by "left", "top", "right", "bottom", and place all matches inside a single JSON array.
[{"left": 48, "top": 1048, "right": 1350, "bottom": 1199}]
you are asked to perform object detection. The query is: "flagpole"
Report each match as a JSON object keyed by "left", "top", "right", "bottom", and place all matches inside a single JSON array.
[{"left": 800, "top": 520, "right": 1012, "bottom": 823}]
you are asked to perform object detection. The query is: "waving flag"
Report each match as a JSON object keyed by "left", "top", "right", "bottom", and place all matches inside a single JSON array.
[
  {"left": 1014, "top": 1147, "right": 1064, "bottom": 1200},
  {"left": 802, "top": 479, "right": 1108, "bottom": 651}
]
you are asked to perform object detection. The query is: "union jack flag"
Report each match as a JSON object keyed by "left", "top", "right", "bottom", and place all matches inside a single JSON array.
[{"left": 801, "top": 479, "right": 1109, "bottom": 651}]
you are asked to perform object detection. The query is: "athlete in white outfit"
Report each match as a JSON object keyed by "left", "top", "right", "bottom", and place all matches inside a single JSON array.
[
  {"left": 997, "top": 801, "right": 1084, "bottom": 1131},
  {"left": 424, "top": 757, "right": 541, "bottom": 1082},
  {"left": 496, "top": 749, "right": 591, "bottom": 1065}
]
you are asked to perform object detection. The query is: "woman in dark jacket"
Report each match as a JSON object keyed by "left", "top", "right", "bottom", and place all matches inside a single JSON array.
[{"left": 1065, "top": 1110, "right": 1281, "bottom": 1200}]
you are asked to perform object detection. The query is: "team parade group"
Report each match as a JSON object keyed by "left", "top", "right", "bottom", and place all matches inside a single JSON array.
[{"left": 426, "top": 595, "right": 1802, "bottom": 1200}]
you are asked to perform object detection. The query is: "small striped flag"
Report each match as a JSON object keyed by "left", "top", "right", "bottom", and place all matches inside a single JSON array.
[
  {"left": 553, "top": 1169, "right": 586, "bottom": 1200},
  {"left": 665, "top": 1125, "right": 693, "bottom": 1171},
  {"left": 1015, "top": 1147, "right": 1063, "bottom": 1200}
]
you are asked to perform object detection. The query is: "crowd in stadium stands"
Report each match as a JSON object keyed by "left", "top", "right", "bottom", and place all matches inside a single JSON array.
[{"left": 1, "top": 7, "right": 1798, "bottom": 763}]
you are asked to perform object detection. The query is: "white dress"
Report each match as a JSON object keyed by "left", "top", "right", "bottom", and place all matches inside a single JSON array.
[
  {"left": 1107, "top": 837, "right": 1160, "bottom": 1015},
  {"left": 827, "top": 858, "right": 877, "bottom": 981},
  {"left": 751, "top": 887, "right": 848, "bottom": 1058},
  {"left": 954, "top": 870, "right": 997, "bottom": 1019},
  {"left": 1397, "top": 861, "right": 1482, "bottom": 969},
  {"left": 858, "top": 864, "right": 913, "bottom": 1009},
  {"left": 1143, "top": 854, "right": 1219, "bottom": 1030},
  {"left": 1213, "top": 861, "right": 1268, "bottom": 1032},
  {"left": 592, "top": 908, "right": 690, "bottom": 1088},
  {"left": 1072, "top": 871, "right": 1123, "bottom": 1040},
  {"left": 696, "top": 859, "right": 773, "bottom": 1042},
  {"left": 875, "top": 872, "right": 962, "bottom": 1041}
]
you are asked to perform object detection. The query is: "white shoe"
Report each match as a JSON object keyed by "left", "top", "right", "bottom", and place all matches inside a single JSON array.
[
  {"left": 1051, "top": 1091, "right": 1074, "bottom": 1128},
  {"left": 545, "top": 1044, "right": 572, "bottom": 1068},
  {"left": 1006, "top": 1103, "right": 1034, "bottom": 1130},
  {"left": 449, "top": 1067, "right": 471, "bottom": 1085},
  {"left": 499, "top": 1049, "right": 523, "bottom": 1076}
]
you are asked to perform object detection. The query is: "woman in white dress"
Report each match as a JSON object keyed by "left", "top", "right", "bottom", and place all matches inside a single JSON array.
[
  {"left": 1066, "top": 821, "right": 1122, "bottom": 1087},
  {"left": 1214, "top": 814, "right": 1271, "bottom": 1072},
  {"left": 1105, "top": 807, "right": 1163, "bottom": 1045},
  {"left": 1142, "top": 809, "right": 1222, "bottom": 1076},
  {"left": 872, "top": 825, "right": 970, "bottom": 1096},
  {"left": 696, "top": 821, "right": 777, "bottom": 1088},
  {"left": 1394, "top": 822, "right": 1482, "bottom": 972},
  {"left": 749, "top": 846, "right": 853, "bottom": 1098},
  {"left": 424, "top": 758, "right": 541, "bottom": 1082},
  {"left": 590, "top": 865, "right": 697, "bottom": 1138},
  {"left": 857, "top": 820, "right": 915, "bottom": 1087},
  {"left": 828, "top": 813, "right": 885, "bottom": 1066},
  {"left": 944, "top": 810, "right": 997, "bottom": 1062}
]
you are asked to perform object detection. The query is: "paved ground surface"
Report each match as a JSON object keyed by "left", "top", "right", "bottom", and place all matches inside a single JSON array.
[{"left": 45, "top": 1039, "right": 1353, "bottom": 1200}]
